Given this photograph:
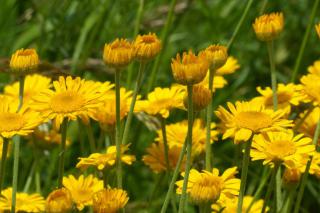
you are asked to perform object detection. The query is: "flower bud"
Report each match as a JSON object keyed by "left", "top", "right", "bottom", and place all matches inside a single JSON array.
[
  {"left": 46, "top": 188, "right": 73, "bottom": 213},
  {"left": 183, "top": 85, "right": 211, "bottom": 111},
  {"left": 134, "top": 33, "right": 161, "bottom": 61},
  {"left": 10, "top": 48, "right": 39, "bottom": 72},
  {"left": 253, "top": 12, "right": 284, "bottom": 42},
  {"left": 103, "top": 39, "right": 135, "bottom": 68}
]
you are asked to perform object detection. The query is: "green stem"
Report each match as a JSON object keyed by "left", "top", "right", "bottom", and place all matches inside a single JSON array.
[
  {"left": 23, "top": 160, "right": 36, "bottom": 192},
  {"left": 17, "top": 76, "right": 25, "bottom": 112},
  {"left": 0, "top": 138, "right": 9, "bottom": 194},
  {"left": 146, "top": 0, "right": 177, "bottom": 93},
  {"left": 291, "top": 0, "right": 320, "bottom": 82},
  {"left": 293, "top": 118, "right": 320, "bottom": 213},
  {"left": 160, "top": 117, "right": 170, "bottom": 170},
  {"left": 237, "top": 136, "right": 253, "bottom": 213},
  {"left": 122, "top": 62, "right": 146, "bottom": 145},
  {"left": 57, "top": 118, "right": 68, "bottom": 188},
  {"left": 205, "top": 69, "right": 214, "bottom": 171},
  {"left": 267, "top": 40, "right": 278, "bottom": 111},
  {"left": 86, "top": 119, "right": 96, "bottom": 152},
  {"left": 261, "top": 164, "right": 280, "bottom": 213},
  {"left": 281, "top": 187, "right": 296, "bottom": 213},
  {"left": 178, "top": 85, "right": 193, "bottom": 213},
  {"left": 227, "top": 0, "right": 254, "bottom": 49},
  {"left": 259, "top": 0, "right": 268, "bottom": 15},
  {"left": 115, "top": 69, "right": 122, "bottom": 188}
]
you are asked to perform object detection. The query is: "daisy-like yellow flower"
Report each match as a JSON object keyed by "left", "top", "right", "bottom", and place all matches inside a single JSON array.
[
  {"left": 63, "top": 175, "right": 103, "bottom": 210},
  {"left": 176, "top": 167, "right": 240, "bottom": 204},
  {"left": 76, "top": 144, "right": 136, "bottom": 171},
  {"left": 316, "top": 23, "right": 320, "bottom": 39},
  {"left": 299, "top": 74, "right": 320, "bottom": 105},
  {"left": 307, "top": 60, "right": 320, "bottom": 76},
  {"left": 142, "top": 142, "right": 186, "bottom": 173},
  {"left": 136, "top": 86, "right": 184, "bottom": 118},
  {"left": 197, "top": 73, "right": 228, "bottom": 92},
  {"left": 283, "top": 165, "right": 302, "bottom": 187},
  {"left": 31, "top": 76, "right": 113, "bottom": 129},
  {"left": 253, "top": 83, "right": 302, "bottom": 114},
  {"left": 253, "top": 12, "right": 284, "bottom": 41},
  {"left": 103, "top": 38, "right": 135, "bottom": 68},
  {"left": 46, "top": 188, "right": 73, "bottom": 213},
  {"left": 251, "top": 131, "right": 315, "bottom": 166},
  {"left": 215, "top": 101, "right": 293, "bottom": 144},
  {"left": 200, "top": 44, "right": 228, "bottom": 69},
  {"left": 212, "top": 195, "right": 267, "bottom": 213},
  {"left": 10, "top": 48, "right": 39, "bottom": 72},
  {"left": 171, "top": 50, "right": 209, "bottom": 85},
  {"left": 4, "top": 74, "right": 51, "bottom": 104},
  {"left": 0, "top": 187, "right": 45, "bottom": 212},
  {"left": 0, "top": 96, "right": 42, "bottom": 138},
  {"left": 215, "top": 56, "right": 240, "bottom": 76},
  {"left": 183, "top": 84, "right": 211, "bottom": 111},
  {"left": 92, "top": 188, "right": 129, "bottom": 213},
  {"left": 134, "top": 32, "right": 161, "bottom": 61},
  {"left": 156, "top": 119, "right": 218, "bottom": 156},
  {"left": 296, "top": 107, "right": 320, "bottom": 143}
]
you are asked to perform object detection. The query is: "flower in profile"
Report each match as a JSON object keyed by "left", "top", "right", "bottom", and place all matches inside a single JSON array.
[
  {"left": 46, "top": 188, "right": 73, "bottom": 213},
  {"left": 253, "top": 12, "right": 284, "bottom": 41},
  {"left": 92, "top": 188, "right": 129, "bottom": 213},
  {"left": 4, "top": 74, "right": 51, "bottom": 104},
  {"left": 171, "top": 50, "right": 209, "bottom": 85},
  {"left": 299, "top": 74, "right": 320, "bottom": 105},
  {"left": 183, "top": 84, "right": 211, "bottom": 111},
  {"left": 63, "top": 175, "right": 103, "bottom": 210},
  {"left": 76, "top": 144, "right": 136, "bottom": 171},
  {"left": 316, "top": 23, "right": 320, "bottom": 39},
  {"left": 134, "top": 32, "right": 161, "bottom": 61},
  {"left": 0, "top": 187, "right": 45, "bottom": 212},
  {"left": 296, "top": 107, "right": 320, "bottom": 143},
  {"left": 175, "top": 167, "right": 240, "bottom": 204},
  {"left": 283, "top": 165, "right": 301, "bottom": 187},
  {"left": 136, "top": 86, "right": 184, "bottom": 118},
  {"left": 251, "top": 131, "right": 314, "bottom": 167},
  {"left": 0, "top": 96, "right": 42, "bottom": 138},
  {"left": 103, "top": 38, "right": 135, "bottom": 68},
  {"left": 200, "top": 44, "right": 228, "bottom": 69},
  {"left": 10, "top": 48, "right": 39, "bottom": 72},
  {"left": 142, "top": 142, "right": 186, "bottom": 173},
  {"left": 215, "top": 101, "right": 293, "bottom": 144},
  {"left": 307, "top": 60, "right": 320, "bottom": 76},
  {"left": 216, "top": 56, "right": 240, "bottom": 76},
  {"left": 197, "top": 74, "right": 228, "bottom": 92},
  {"left": 31, "top": 76, "right": 113, "bottom": 129}
]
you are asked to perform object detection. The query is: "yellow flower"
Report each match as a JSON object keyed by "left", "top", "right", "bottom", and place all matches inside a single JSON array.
[
  {"left": 156, "top": 119, "right": 218, "bottom": 156},
  {"left": 4, "top": 74, "right": 51, "bottom": 104},
  {"left": 183, "top": 84, "right": 211, "bottom": 111},
  {"left": 92, "top": 188, "right": 129, "bottom": 213},
  {"left": 31, "top": 128, "right": 71, "bottom": 149},
  {"left": 215, "top": 101, "right": 293, "bottom": 144},
  {"left": 316, "top": 23, "right": 320, "bottom": 39},
  {"left": 299, "top": 74, "right": 320, "bottom": 105},
  {"left": 31, "top": 76, "right": 113, "bottom": 129},
  {"left": 10, "top": 48, "right": 39, "bottom": 72},
  {"left": 200, "top": 44, "right": 228, "bottom": 69},
  {"left": 136, "top": 86, "right": 184, "bottom": 118},
  {"left": 0, "top": 137, "right": 11, "bottom": 159},
  {"left": 175, "top": 167, "right": 240, "bottom": 204},
  {"left": 63, "top": 174, "right": 103, "bottom": 210},
  {"left": 216, "top": 56, "right": 240, "bottom": 76},
  {"left": 0, "top": 187, "right": 45, "bottom": 212},
  {"left": 76, "top": 144, "right": 136, "bottom": 171},
  {"left": 171, "top": 50, "right": 209, "bottom": 85},
  {"left": 296, "top": 107, "right": 320, "bottom": 143},
  {"left": 251, "top": 131, "right": 314, "bottom": 166},
  {"left": 46, "top": 188, "right": 73, "bottom": 213},
  {"left": 103, "top": 38, "right": 135, "bottom": 68},
  {"left": 307, "top": 60, "right": 320, "bottom": 76},
  {"left": 198, "top": 73, "right": 228, "bottom": 92},
  {"left": 283, "top": 166, "right": 301, "bottom": 187},
  {"left": 142, "top": 142, "right": 186, "bottom": 173},
  {"left": 0, "top": 96, "right": 42, "bottom": 138},
  {"left": 253, "top": 12, "right": 284, "bottom": 41},
  {"left": 134, "top": 32, "right": 161, "bottom": 61},
  {"left": 212, "top": 195, "right": 267, "bottom": 213},
  {"left": 285, "top": 153, "right": 320, "bottom": 179}
]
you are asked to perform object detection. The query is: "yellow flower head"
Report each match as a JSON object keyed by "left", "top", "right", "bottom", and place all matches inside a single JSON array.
[
  {"left": 253, "top": 12, "right": 284, "bottom": 41},
  {"left": 200, "top": 44, "right": 228, "bottom": 69},
  {"left": 46, "top": 188, "right": 73, "bottom": 213},
  {"left": 283, "top": 166, "right": 301, "bottom": 187},
  {"left": 176, "top": 167, "right": 240, "bottom": 204},
  {"left": 10, "top": 48, "right": 39, "bottom": 72},
  {"left": 63, "top": 174, "right": 103, "bottom": 210},
  {"left": 136, "top": 86, "right": 184, "bottom": 118},
  {"left": 251, "top": 131, "right": 315, "bottom": 167},
  {"left": 142, "top": 142, "right": 186, "bottom": 173},
  {"left": 76, "top": 144, "right": 136, "bottom": 171},
  {"left": 183, "top": 84, "right": 211, "bottom": 111},
  {"left": 103, "top": 38, "right": 135, "bottom": 68},
  {"left": 215, "top": 56, "right": 240, "bottom": 76},
  {"left": 215, "top": 101, "right": 293, "bottom": 144},
  {"left": 197, "top": 72, "right": 228, "bottom": 92},
  {"left": 31, "top": 76, "right": 113, "bottom": 129},
  {"left": 156, "top": 119, "right": 218, "bottom": 156},
  {"left": 171, "top": 50, "right": 209, "bottom": 85},
  {"left": 316, "top": 23, "right": 320, "bottom": 39},
  {"left": 299, "top": 74, "right": 320, "bottom": 105},
  {"left": 0, "top": 187, "right": 45, "bottom": 212},
  {"left": 92, "top": 188, "right": 129, "bottom": 213},
  {"left": 296, "top": 107, "right": 320, "bottom": 143},
  {"left": 32, "top": 128, "right": 71, "bottom": 149},
  {"left": 134, "top": 32, "right": 161, "bottom": 61},
  {"left": 307, "top": 60, "right": 320, "bottom": 76}
]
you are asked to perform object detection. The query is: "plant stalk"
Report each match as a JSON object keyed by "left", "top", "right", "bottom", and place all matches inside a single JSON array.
[
  {"left": 205, "top": 69, "right": 214, "bottom": 171},
  {"left": 0, "top": 138, "right": 9, "bottom": 194},
  {"left": 57, "top": 118, "right": 68, "bottom": 188},
  {"left": 261, "top": 164, "right": 280, "bottom": 213}
]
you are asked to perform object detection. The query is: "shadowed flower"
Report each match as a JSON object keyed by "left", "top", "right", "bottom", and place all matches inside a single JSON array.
[
  {"left": 92, "top": 188, "right": 129, "bottom": 213},
  {"left": 46, "top": 188, "right": 73, "bottom": 213},
  {"left": 10, "top": 48, "right": 39, "bottom": 72},
  {"left": 296, "top": 107, "right": 320, "bottom": 144},
  {"left": 299, "top": 74, "right": 320, "bottom": 105},
  {"left": 183, "top": 84, "right": 211, "bottom": 111},
  {"left": 31, "top": 128, "right": 72, "bottom": 148},
  {"left": 253, "top": 12, "right": 284, "bottom": 41},
  {"left": 316, "top": 23, "right": 320, "bottom": 39},
  {"left": 200, "top": 44, "right": 228, "bottom": 69},
  {"left": 134, "top": 32, "right": 161, "bottom": 61},
  {"left": 0, "top": 137, "right": 11, "bottom": 159},
  {"left": 216, "top": 56, "right": 240, "bottom": 76}
]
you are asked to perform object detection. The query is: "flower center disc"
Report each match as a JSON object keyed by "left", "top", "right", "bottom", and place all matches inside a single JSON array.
[
  {"left": 190, "top": 176, "right": 223, "bottom": 202},
  {"left": 235, "top": 111, "right": 272, "bottom": 131},
  {"left": 50, "top": 92, "right": 84, "bottom": 113},
  {"left": 0, "top": 113, "right": 23, "bottom": 132},
  {"left": 266, "top": 140, "right": 296, "bottom": 160},
  {"left": 265, "top": 92, "right": 291, "bottom": 106}
]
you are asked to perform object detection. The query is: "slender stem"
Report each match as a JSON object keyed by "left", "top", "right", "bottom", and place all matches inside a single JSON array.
[
  {"left": 227, "top": 0, "right": 254, "bottom": 49},
  {"left": 293, "top": 106, "right": 314, "bottom": 132},
  {"left": 160, "top": 117, "right": 170, "bottom": 170},
  {"left": 57, "top": 118, "right": 68, "bottom": 188},
  {"left": 23, "top": 160, "right": 36, "bottom": 192},
  {"left": 261, "top": 164, "right": 280, "bottom": 213},
  {"left": 291, "top": 0, "right": 320, "bottom": 82},
  {"left": 205, "top": 69, "right": 214, "bottom": 171},
  {"left": 281, "top": 187, "right": 296, "bottom": 213},
  {"left": 115, "top": 70, "right": 122, "bottom": 188},
  {"left": 86, "top": 119, "right": 96, "bottom": 152},
  {"left": 103, "top": 169, "right": 108, "bottom": 187},
  {"left": 0, "top": 138, "right": 9, "bottom": 194},
  {"left": 267, "top": 41, "right": 278, "bottom": 111},
  {"left": 17, "top": 76, "right": 25, "bottom": 112},
  {"left": 178, "top": 85, "right": 193, "bottom": 213},
  {"left": 293, "top": 118, "right": 320, "bottom": 213},
  {"left": 237, "top": 136, "right": 253, "bottom": 213},
  {"left": 122, "top": 62, "right": 146, "bottom": 145},
  {"left": 259, "top": 0, "right": 268, "bottom": 15}
]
